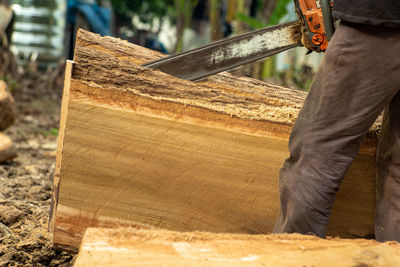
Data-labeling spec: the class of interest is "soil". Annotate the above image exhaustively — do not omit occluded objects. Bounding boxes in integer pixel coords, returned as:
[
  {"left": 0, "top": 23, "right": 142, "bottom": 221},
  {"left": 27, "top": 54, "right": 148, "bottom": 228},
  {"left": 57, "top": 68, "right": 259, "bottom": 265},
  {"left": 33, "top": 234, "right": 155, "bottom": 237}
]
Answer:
[{"left": 0, "top": 59, "right": 76, "bottom": 266}]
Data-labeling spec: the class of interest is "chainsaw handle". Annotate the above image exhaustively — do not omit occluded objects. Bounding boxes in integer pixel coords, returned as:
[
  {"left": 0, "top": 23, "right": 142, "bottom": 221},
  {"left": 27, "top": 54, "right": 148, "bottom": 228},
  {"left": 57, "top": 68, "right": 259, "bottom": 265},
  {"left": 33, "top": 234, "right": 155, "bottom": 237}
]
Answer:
[
  {"left": 295, "top": 0, "right": 335, "bottom": 52},
  {"left": 320, "top": 0, "right": 334, "bottom": 41}
]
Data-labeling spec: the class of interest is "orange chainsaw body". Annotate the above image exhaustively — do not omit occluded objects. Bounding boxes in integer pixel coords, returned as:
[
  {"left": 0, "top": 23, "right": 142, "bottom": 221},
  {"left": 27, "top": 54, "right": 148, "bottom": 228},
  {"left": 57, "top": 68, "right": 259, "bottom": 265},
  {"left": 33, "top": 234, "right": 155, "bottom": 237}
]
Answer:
[{"left": 295, "top": 0, "right": 333, "bottom": 52}]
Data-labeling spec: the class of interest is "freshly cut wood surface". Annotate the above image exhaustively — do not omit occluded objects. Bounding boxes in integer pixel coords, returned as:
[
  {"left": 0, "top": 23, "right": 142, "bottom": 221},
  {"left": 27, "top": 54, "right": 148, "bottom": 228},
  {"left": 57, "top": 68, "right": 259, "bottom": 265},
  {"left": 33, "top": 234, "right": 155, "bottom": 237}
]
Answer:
[
  {"left": 0, "top": 80, "right": 16, "bottom": 131},
  {"left": 74, "top": 228, "right": 400, "bottom": 267},
  {"left": 52, "top": 29, "right": 378, "bottom": 249}
]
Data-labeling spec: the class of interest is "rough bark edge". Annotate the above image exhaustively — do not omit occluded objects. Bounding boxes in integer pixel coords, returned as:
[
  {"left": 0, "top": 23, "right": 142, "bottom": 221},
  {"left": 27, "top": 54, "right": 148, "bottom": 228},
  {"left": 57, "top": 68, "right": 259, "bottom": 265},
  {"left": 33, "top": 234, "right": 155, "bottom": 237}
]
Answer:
[
  {"left": 49, "top": 60, "right": 73, "bottom": 233},
  {"left": 72, "top": 29, "right": 380, "bottom": 152},
  {"left": 72, "top": 44, "right": 305, "bottom": 125}
]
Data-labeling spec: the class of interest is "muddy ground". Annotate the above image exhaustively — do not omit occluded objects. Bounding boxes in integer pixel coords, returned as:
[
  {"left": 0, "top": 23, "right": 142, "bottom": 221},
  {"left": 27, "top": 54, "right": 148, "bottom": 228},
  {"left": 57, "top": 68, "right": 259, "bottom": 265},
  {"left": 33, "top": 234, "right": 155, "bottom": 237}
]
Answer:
[{"left": 0, "top": 62, "right": 76, "bottom": 266}]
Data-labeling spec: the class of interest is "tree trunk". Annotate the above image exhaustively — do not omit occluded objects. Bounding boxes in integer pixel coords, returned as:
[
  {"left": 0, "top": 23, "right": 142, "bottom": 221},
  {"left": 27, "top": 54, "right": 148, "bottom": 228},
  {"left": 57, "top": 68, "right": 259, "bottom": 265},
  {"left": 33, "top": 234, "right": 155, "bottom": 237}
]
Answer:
[
  {"left": 174, "top": 0, "right": 199, "bottom": 52},
  {"left": 209, "top": 0, "right": 222, "bottom": 41},
  {"left": 51, "top": 29, "right": 380, "bottom": 250}
]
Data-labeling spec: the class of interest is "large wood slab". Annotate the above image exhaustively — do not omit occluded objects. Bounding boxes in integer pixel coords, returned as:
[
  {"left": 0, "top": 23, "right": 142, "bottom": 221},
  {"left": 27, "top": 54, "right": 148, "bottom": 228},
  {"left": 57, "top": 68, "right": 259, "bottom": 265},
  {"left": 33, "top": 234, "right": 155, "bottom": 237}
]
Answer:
[
  {"left": 74, "top": 228, "right": 400, "bottom": 267},
  {"left": 51, "top": 29, "right": 379, "bottom": 249}
]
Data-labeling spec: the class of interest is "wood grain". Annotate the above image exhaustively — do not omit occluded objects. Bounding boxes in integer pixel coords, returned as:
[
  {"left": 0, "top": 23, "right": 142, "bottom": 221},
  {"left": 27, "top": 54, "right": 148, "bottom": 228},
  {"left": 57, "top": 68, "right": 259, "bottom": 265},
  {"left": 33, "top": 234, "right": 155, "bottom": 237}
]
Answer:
[
  {"left": 52, "top": 30, "right": 379, "bottom": 249},
  {"left": 74, "top": 228, "right": 400, "bottom": 267}
]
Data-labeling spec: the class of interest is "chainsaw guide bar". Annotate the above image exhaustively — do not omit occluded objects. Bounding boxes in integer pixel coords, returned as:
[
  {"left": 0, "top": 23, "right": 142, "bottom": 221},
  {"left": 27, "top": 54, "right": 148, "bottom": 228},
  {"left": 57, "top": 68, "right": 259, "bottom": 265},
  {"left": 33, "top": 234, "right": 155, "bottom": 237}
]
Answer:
[{"left": 144, "top": 21, "right": 302, "bottom": 81}]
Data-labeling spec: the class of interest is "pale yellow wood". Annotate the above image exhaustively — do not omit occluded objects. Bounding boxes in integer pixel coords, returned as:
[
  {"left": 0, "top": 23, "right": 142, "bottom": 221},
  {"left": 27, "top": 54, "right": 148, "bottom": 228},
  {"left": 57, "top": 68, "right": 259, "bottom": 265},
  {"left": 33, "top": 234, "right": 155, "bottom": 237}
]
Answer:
[
  {"left": 52, "top": 30, "right": 379, "bottom": 249},
  {"left": 0, "top": 132, "right": 16, "bottom": 163},
  {"left": 74, "top": 228, "right": 400, "bottom": 267},
  {"left": 49, "top": 60, "right": 74, "bottom": 233}
]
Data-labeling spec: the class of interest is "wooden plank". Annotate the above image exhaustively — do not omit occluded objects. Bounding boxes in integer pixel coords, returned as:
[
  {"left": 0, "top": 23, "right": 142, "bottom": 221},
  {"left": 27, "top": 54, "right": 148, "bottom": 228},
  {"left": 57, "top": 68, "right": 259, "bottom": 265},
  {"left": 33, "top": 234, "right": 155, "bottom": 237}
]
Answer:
[
  {"left": 52, "top": 29, "right": 379, "bottom": 249},
  {"left": 74, "top": 228, "right": 400, "bottom": 267},
  {"left": 49, "top": 60, "right": 73, "bottom": 233}
]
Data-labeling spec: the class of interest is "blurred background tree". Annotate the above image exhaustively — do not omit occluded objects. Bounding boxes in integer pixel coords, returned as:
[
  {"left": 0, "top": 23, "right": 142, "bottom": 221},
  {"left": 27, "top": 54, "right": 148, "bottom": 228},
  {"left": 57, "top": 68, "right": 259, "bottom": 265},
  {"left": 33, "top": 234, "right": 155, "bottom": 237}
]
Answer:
[
  {"left": 109, "top": 0, "right": 319, "bottom": 90},
  {"left": 5, "top": 0, "right": 320, "bottom": 90},
  {"left": 111, "top": 0, "right": 174, "bottom": 53},
  {"left": 111, "top": 0, "right": 174, "bottom": 31},
  {"left": 174, "top": 0, "right": 199, "bottom": 52}
]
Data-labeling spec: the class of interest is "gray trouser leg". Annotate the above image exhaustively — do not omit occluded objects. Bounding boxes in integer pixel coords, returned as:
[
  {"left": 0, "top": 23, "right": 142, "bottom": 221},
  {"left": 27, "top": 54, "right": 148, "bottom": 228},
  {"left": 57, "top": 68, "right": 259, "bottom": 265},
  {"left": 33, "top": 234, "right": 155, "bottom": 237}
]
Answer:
[
  {"left": 273, "top": 22, "right": 400, "bottom": 238},
  {"left": 376, "top": 92, "right": 400, "bottom": 241}
]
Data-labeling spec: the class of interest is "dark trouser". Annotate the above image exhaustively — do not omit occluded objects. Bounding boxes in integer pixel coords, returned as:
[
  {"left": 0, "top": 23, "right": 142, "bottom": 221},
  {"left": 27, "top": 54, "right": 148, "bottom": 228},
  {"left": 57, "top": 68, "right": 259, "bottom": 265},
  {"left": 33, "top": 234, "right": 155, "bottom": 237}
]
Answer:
[{"left": 273, "top": 22, "right": 400, "bottom": 242}]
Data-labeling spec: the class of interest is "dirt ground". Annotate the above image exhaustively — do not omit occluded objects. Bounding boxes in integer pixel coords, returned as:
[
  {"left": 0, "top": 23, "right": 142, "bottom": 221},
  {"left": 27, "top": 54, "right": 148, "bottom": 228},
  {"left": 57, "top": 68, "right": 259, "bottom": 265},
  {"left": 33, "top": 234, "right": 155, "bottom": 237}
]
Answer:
[{"left": 0, "top": 60, "right": 76, "bottom": 266}]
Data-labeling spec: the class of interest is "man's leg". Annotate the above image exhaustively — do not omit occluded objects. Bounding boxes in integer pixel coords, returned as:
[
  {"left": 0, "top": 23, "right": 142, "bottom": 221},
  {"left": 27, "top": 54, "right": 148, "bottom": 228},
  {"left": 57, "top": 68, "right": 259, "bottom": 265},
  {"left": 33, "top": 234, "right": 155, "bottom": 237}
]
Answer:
[
  {"left": 376, "top": 92, "right": 400, "bottom": 242},
  {"left": 273, "top": 22, "right": 400, "bottom": 237}
]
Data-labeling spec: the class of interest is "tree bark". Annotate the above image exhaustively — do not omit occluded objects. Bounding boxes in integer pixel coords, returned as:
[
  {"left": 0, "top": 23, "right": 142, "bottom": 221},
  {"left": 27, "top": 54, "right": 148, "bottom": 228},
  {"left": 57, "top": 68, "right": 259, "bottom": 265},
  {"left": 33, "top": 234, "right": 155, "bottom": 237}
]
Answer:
[{"left": 51, "top": 29, "right": 380, "bottom": 250}]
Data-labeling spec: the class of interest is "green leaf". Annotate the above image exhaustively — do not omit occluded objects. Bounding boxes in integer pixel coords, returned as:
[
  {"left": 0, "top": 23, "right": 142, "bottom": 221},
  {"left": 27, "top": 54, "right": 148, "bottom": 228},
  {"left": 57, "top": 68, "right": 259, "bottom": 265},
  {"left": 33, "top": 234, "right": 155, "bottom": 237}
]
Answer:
[
  {"left": 268, "top": 0, "right": 292, "bottom": 26},
  {"left": 235, "top": 13, "right": 265, "bottom": 29}
]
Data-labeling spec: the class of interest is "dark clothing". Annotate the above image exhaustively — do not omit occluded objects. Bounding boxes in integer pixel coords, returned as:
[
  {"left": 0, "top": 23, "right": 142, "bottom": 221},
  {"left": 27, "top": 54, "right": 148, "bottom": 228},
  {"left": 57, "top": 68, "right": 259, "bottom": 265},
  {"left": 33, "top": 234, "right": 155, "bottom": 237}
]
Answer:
[
  {"left": 273, "top": 22, "right": 400, "bottom": 241},
  {"left": 333, "top": 0, "right": 400, "bottom": 27},
  {"left": 375, "top": 94, "right": 400, "bottom": 241}
]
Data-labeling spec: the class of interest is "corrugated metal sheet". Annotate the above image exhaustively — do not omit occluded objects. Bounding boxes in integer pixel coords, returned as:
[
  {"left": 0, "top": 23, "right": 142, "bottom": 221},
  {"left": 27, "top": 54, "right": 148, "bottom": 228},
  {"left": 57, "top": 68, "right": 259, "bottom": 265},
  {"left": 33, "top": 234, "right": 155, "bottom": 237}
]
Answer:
[{"left": 10, "top": 0, "right": 67, "bottom": 67}]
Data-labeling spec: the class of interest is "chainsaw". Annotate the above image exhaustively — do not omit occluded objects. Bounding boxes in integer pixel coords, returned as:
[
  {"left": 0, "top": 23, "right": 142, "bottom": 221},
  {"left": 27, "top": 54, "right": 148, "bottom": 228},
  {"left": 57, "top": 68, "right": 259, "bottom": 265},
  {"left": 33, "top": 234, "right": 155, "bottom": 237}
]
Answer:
[{"left": 144, "top": 0, "right": 334, "bottom": 81}]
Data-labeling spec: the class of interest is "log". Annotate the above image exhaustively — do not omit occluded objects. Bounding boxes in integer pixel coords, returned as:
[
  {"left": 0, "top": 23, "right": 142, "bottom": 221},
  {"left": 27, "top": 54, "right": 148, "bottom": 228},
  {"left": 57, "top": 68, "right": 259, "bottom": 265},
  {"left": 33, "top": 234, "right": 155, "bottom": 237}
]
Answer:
[
  {"left": 74, "top": 228, "right": 400, "bottom": 267},
  {"left": 0, "top": 80, "right": 15, "bottom": 131},
  {"left": 0, "top": 132, "right": 16, "bottom": 163},
  {"left": 51, "top": 29, "right": 379, "bottom": 249}
]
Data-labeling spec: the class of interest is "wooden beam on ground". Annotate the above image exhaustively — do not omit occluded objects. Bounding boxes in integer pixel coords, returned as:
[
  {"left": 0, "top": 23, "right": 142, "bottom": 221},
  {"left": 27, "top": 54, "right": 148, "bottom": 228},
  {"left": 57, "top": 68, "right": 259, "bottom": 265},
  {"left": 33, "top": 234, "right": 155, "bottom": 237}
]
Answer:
[
  {"left": 51, "top": 29, "right": 379, "bottom": 249},
  {"left": 74, "top": 228, "right": 400, "bottom": 267}
]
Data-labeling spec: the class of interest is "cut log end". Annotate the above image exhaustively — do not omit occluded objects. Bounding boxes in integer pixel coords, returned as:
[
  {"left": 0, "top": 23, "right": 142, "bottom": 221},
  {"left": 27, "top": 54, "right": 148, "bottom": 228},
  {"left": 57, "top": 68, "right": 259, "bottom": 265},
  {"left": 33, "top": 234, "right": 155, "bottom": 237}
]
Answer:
[{"left": 0, "top": 133, "right": 16, "bottom": 163}]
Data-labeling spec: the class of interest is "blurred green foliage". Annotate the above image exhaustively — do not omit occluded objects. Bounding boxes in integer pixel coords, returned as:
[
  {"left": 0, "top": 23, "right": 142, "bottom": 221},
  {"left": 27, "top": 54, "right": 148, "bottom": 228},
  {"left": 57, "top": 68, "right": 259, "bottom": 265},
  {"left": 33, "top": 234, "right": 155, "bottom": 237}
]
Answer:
[
  {"left": 39, "top": 127, "right": 59, "bottom": 137},
  {"left": 235, "top": 13, "right": 265, "bottom": 29},
  {"left": 267, "top": 0, "right": 292, "bottom": 25},
  {"left": 1, "top": 76, "right": 18, "bottom": 92},
  {"left": 174, "top": 0, "right": 199, "bottom": 52},
  {"left": 111, "top": 0, "right": 175, "bottom": 25},
  {"left": 109, "top": 0, "right": 316, "bottom": 90},
  {"left": 235, "top": 0, "right": 292, "bottom": 29}
]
